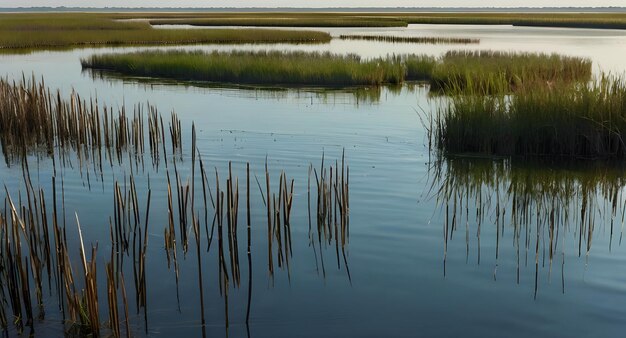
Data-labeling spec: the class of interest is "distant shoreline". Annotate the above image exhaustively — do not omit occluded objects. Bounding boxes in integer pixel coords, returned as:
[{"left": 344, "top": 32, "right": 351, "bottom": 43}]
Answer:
[{"left": 1, "top": 7, "right": 625, "bottom": 13}]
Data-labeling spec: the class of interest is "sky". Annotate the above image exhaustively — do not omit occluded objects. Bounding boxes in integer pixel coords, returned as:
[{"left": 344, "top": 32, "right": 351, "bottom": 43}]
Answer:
[{"left": 3, "top": 0, "right": 626, "bottom": 8}]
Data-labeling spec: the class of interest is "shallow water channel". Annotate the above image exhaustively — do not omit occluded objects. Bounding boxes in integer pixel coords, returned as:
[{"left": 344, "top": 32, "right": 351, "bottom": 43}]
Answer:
[{"left": 1, "top": 24, "right": 626, "bottom": 337}]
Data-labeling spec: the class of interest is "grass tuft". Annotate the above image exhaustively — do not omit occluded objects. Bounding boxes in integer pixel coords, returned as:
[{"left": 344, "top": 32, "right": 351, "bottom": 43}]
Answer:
[{"left": 434, "top": 76, "right": 626, "bottom": 159}]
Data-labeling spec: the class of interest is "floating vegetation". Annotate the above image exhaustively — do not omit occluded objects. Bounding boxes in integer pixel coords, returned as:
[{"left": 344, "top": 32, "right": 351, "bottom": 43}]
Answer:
[
  {"left": 338, "top": 34, "right": 480, "bottom": 44},
  {"left": 430, "top": 156, "right": 626, "bottom": 298},
  {"left": 432, "top": 76, "right": 626, "bottom": 159},
  {"left": 0, "top": 14, "right": 331, "bottom": 50}
]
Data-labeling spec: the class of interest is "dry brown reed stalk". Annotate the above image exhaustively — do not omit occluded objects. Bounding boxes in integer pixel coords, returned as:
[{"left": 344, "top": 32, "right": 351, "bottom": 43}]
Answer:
[
  {"left": 76, "top": 214, "right": 100, "bottom": 334},
  {"left": 169, "top": 112, "right": 182, "bottom": 159},
  {"left": 164, "top": 171, "right": 180, "bottom": 305},
  {"left": 198, "top": 154, "right": 216, "bottom": 252},
  {"left": 0, "top": 76, "right": 185, "bottom": 177},
  {"left": 246, "top": 162, "right": 252, "bottom": 325},
  {"left": 173, "top": 160, "right": 190, "bottom": 255},
  {"left": 119, "top": 273, "right": 131, "bottom": 338},
  {"left": 130, "top": 184, "right": 150, "bottom": 333},
  {"left": 214, "top": 169, "right": 230, "bottom": 328},
  {"left": 257, "top": 162, "right": 297, "bottom": 281},
  {"left": 189, "top": 126, "right": 207, "bottom": 337},
  {"left": 105, "top": 262, "right": 120, "bottom": 337},
  {"left": 312, "top": 151, "right": 351, "bottom": 281},
  {"left": 226, "top": 162, "right": 241, "bottom": 287},
  {"left": 265, "top": 160, "right": 273, "bottom": 279}
]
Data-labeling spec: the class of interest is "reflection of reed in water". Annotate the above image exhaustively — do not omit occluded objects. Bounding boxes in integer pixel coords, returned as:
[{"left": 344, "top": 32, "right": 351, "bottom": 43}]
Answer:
[
  {"left": 308, "top": 151, "right": 352, "bottom": 283},
  {"left": 430, "top": 156, "right": 626, "bottom": 298}
]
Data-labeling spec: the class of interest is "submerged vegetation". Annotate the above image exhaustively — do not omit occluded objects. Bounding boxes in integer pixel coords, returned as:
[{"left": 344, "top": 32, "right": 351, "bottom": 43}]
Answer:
[
  {"left": 81, "top": 49, "right": 591, "bottom": 91},
  {"left": 432, "top": 76, "right": 626, "bottom": 159},
  {"left": 0, "top": 13, "right": 331, "bottom": 50}
]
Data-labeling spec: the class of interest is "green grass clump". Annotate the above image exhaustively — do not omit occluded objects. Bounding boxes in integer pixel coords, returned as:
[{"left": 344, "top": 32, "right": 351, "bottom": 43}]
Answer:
[
  {"left": 0, "top": 13, "right": 331, "bottom": 50},
  {"left": 435, "top": 76, "right": 626, "bottom": 160},
  {"left": 403, "top": 55, "right": 437, "bottom": 81},
  {"left": 81, "top": 50, "right": 414, "bottom": 86},
  {"left": 430, "top": 51, "right": 592, "bottom": 94},
  {"left": 81, "top": 49, "right": 591, "bottom": 92}
]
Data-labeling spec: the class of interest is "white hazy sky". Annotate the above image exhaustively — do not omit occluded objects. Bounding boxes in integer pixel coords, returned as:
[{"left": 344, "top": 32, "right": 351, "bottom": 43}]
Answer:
[{"left": 4, "top": 1, "right": 626, "bottom": 8}]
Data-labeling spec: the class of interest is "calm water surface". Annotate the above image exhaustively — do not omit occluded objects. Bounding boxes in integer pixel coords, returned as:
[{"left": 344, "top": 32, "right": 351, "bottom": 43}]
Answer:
[{"left": 1, "top": 25, "right": 626, "bottom": 337}]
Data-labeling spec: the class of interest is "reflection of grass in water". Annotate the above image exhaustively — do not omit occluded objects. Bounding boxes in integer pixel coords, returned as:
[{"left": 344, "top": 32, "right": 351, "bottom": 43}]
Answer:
[
  {"left": 0, "top": 13, "right": 331, "bottom": 50},
  {"left": 433, "top": 76, "right": 626, "bottom": 159},
  {"left": 431, "top": 155, "right": 626, "bottom": 297},
  {"left": 85, "top": 67, "right": 396, "bottom": 105}
]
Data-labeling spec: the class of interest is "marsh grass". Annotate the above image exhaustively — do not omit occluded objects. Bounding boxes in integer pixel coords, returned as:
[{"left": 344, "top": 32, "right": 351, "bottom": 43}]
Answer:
[
  {"left": 430, "top": 51, "right": 592, "bottom": 94},
  {"left": 0, "top": 14, "right": 331, "bottom": 50},
  {"left": 116, "top": 12, "right": 626, "bottom": 30},
  {"left": 149, "top": 17, "right": 407, "bottom": 27},
  {"left": 338, "top": 34, "right": 480, "bottom": 44},
  {"left": 397, "top": 13, "right": 626, "bottom": 30},
  {"left": 81, "top": 50, "right": 412, "bottom": 86},
  {"left": 82, "top": 49, "right": 590, "bottom": 93},
  {"left": 434, "top": 76, "right": 626, "bottom": 159}
]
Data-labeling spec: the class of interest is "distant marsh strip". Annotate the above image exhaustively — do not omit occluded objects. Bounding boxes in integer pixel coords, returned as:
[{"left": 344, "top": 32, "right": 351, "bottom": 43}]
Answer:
[
  {"left": 0, "top": 14, "right": 331, "bottom": 50},
  {"left": 149, "top": 17, "right": 408, "bottom": 28},
  {"left": 338, "top": 34, "right": 480, "bottom": 44}
]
